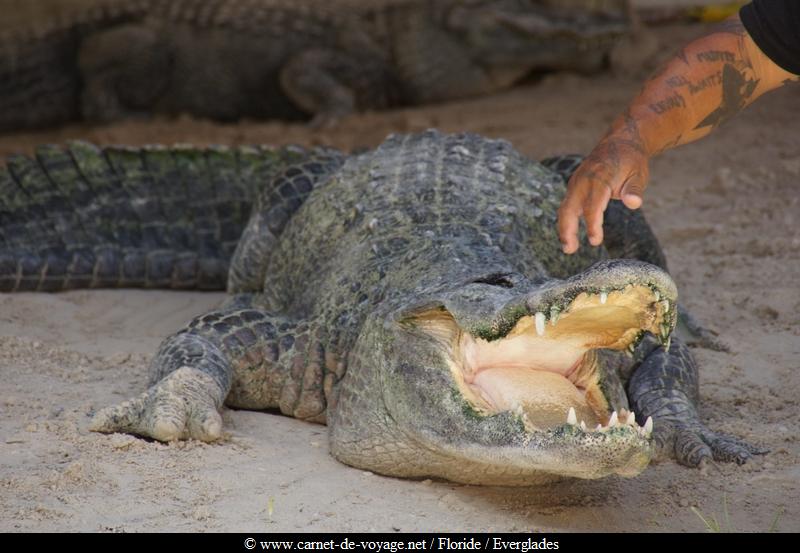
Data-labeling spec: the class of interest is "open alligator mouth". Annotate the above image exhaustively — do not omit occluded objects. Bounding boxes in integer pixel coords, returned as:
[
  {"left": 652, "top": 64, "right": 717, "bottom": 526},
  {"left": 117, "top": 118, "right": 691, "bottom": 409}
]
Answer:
[{"left": 409, "top": 279, "right": 674, "bottom": 440}]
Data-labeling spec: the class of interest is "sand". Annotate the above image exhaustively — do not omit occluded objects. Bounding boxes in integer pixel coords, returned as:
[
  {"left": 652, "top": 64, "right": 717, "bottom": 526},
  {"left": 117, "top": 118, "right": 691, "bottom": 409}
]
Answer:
[{"left": 1, "top": 19, "right": 799, "bottom": 532}]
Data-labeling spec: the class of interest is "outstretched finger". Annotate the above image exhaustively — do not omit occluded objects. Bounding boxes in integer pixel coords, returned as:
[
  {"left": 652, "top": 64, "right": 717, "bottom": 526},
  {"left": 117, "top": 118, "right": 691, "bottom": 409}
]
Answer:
[
  {"left": 584, "top": 184, "right": 612, "bottom": 247},
  {"left": 559, "top": 168, "right": 595, "bottom": 254},
  {"left": 557, "top": 207, "right": 581, "bottom": 254},
  {"left": 557, "top": 195, "right": 583, "bottom": 254}
]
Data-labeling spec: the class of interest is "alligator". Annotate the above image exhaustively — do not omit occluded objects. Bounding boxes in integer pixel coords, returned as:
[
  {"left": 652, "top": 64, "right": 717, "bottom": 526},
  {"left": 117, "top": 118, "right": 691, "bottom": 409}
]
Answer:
[
  {"left": 0, "top": 130, "right": 762, "bottom": 485},
  {"left": 0, "top": 0, "right": 632, "bottom": 131}
]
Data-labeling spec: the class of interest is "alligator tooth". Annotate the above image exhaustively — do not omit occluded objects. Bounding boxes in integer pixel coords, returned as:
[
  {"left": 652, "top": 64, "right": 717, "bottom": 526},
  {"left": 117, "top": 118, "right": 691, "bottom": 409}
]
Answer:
[
  {"left": 661, "top": 299, "right": 670, "bottom": 313},
  {"left": 653, "top": 290, "right": 660, "bottom": 301},
  {"left": 600, "top": 291, "right": 608, "bottom": 305},
  {"left": 608, "top": 411, "right": 618, "bottom": 427},
  {"left": 567, "top": 407, "right": 577, "bottom": 426},
  {"left": 660, "top": 323, "right": 671, "bottom": 345},
  {"left": 664, "top": 336, "right": 671, "bottom": 353},
  {"left": 580, "top": 420, "right": 587, "bottom": 431},
  {"left": 644, "top": 416, "right": 653, "bottom": 437},
  {"left": 535, "top": 312, "right": 546, "bottom": 336},
  {"left": 549, "top": 306, "right": 560, "bottom": 326},
  {"left": 595, "top": 424, "right": 603, "bottom": 432},
  {"left": 626, "top": 411, "right": 635, "bottom": 426}
]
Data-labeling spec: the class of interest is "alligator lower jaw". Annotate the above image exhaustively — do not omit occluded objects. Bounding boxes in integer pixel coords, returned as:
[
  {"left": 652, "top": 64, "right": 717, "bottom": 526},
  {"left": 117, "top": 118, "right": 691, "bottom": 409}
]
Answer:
[{"left": 426, "top": 284, "right": 671, "bottom": 432}]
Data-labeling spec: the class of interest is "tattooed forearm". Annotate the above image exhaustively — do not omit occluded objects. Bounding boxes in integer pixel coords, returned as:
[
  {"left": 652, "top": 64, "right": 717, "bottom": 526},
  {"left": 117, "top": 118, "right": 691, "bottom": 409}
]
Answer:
[{"left": 594, "top": 14, "right": 796, "bottom": 161}]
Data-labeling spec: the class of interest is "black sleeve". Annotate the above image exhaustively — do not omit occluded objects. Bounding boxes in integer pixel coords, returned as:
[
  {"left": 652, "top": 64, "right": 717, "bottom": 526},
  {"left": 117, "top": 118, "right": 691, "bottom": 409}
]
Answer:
[{"left": 740, "top": 0, "right": 800, "bottom": 75}]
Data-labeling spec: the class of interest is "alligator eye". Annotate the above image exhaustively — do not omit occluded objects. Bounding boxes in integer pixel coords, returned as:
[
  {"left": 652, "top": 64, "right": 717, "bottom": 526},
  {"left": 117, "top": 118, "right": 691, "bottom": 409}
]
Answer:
[{"left": 473, "top": 274, "right": 514, "bottom": 288}]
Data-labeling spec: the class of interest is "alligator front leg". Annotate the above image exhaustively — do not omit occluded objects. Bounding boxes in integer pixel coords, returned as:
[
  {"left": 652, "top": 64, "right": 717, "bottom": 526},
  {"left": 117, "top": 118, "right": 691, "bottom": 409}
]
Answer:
[
  {"left": 91, "top": 305, "right": 334, "bottom": 441},
  {"left": 279, "top": 49, "right": 400, "bottom": 127},
  {"left": 627, "top": 336, "right": 766, "bottom": 466}
]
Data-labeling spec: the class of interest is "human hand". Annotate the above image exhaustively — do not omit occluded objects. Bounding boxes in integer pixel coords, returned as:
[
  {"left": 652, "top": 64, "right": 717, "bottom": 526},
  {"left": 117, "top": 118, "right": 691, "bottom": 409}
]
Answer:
[{"left": 557, "top": 138, "right": 650, "bottom": 254}]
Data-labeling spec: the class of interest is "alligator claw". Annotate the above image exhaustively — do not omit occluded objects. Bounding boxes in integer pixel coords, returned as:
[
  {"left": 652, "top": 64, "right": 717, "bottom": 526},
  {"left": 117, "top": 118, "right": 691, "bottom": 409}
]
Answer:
[
  {"left": 653, "top": 420, "right": 767, "bottom": 468},
  {"left": 90, "top": 367, "right": 224, "bottom": 442}
]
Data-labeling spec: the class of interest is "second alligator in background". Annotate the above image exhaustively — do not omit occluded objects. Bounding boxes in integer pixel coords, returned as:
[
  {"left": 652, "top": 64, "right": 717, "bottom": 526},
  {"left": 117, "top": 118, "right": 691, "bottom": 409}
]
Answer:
[{"left": 0, "top": 0, "right": 632, "bottom": 130}]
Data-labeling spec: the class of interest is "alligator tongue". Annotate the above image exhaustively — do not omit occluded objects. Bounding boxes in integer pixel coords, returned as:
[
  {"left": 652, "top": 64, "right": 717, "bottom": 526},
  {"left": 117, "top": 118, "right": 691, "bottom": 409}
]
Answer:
[{"left": 472, "top": 367, "right": 600, "bottom": 430}]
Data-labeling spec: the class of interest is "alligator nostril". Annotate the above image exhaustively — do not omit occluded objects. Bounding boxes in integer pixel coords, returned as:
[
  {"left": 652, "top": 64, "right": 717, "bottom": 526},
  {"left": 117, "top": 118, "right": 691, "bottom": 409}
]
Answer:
[{"left": 473, "top": 273, "right": 514, "bottom": 288}]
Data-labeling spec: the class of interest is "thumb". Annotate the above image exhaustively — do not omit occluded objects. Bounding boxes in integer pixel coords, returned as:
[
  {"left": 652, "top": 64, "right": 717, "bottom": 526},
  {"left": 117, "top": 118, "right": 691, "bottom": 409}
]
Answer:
[{"left": 620, "top": 172, "right": 647, "bottom": 210}]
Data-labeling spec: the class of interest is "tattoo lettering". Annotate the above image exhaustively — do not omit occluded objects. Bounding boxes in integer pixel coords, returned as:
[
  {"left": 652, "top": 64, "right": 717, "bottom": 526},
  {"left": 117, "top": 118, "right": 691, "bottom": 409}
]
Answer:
[
  {"left": 696, "top": 50, "right": 736, "bottom": 63},
  {"left": 615, "top": 111, "right": 647, "bottom": 154},
  {"left": 666, "top": 75, "right": 690, "bottom": 88},
  {"left": 694, "top": 63, "right": 760, "bottom": 130},
  {"left": 649, "top": 93, "right": 686, "bottom": 115},
  {"left": 688, "top": 71, "right": 723, "bottom": 94}
]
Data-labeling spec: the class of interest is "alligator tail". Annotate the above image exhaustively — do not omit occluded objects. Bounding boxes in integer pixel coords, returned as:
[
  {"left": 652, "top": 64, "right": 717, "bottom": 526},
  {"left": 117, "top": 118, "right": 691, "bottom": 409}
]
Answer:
[
  {"left": 0, "top": 141, "right": 309, "bottom": 292},
  {"left": 0, "top": 0, "right": 152, "bottom": 131}
]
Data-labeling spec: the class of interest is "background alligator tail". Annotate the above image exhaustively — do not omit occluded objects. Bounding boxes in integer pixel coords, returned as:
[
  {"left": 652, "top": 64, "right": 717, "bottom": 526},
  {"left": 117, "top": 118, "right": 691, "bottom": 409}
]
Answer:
[
  {"left": 0, "top": 141, "right": 336, "bottom": 292},
  {"left": 0, "top": 1, "right": 155, "bottom": 131}
]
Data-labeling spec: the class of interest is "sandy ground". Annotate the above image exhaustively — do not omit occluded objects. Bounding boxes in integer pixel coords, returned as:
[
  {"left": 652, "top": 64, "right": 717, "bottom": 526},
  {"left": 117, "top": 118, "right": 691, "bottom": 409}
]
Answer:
[{"left": 1, "top": 16, "right": 799, "bottom": 532}]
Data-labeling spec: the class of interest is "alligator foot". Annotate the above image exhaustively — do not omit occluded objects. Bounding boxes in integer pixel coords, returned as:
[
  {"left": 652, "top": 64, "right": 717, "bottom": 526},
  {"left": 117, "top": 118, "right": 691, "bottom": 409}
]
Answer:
[
  {"left": 90, "top": 367, "right": 224, "bottom": 442},
  {"left": 654, "top": 420, "right": 768, "bottom": 467}
]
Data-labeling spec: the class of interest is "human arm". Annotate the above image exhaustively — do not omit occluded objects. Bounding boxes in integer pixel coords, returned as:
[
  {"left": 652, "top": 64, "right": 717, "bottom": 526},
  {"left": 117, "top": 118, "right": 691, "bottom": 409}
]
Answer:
[{"left": 557, "top": 14, "right": 798, "bottom": 254}]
